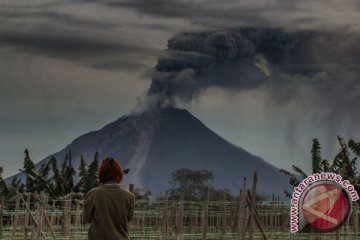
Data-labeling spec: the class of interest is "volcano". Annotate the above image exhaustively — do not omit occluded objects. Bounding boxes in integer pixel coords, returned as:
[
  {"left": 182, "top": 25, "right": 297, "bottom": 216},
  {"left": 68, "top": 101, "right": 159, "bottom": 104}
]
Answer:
[{"left": 11, "top": 108, "right": 290, "bottom": 197}]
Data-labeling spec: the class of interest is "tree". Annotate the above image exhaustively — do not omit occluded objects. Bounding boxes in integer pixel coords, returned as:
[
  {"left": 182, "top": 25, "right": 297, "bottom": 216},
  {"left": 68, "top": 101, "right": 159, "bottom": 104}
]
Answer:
[
  {"left": 280, "top": 139, "right": 326, "bottom": 197},
  {"left": 349, "top": 139, "right": 360, "bottom": 156},
  {"left": 8, "top": 176, "right": 22, "bottom": 200},
  {"left": 66, "top": 151, "right": 75, "bottom": 193},
  {"left": 331, "top": 136, "right": 359, "bottom": 191},
  {"left": 311, "top": 139, "right": 322, "bottom": 174},
  {"left": 170, "top": 168, "right": 214, "bottom": 200},
  {"left": 22, "top": 149, "right": 36, "bottom": 192},
  {"left": 75, "top": 155, "right": 88, "bottom": 194},
  {"left": 0, "top": 168, "right": 21, "bottom": 202},
  {"left": 60, "top": 151, "right": 76, "bottom": 194},
  {"left": 0, "top": 166, "right": 9, "bottom": 198},
  {"left": 33, "top": 160, "right": 53, "bottom": 193},
  {"left": 51, "top": 157, "right": 65, "bottom": 196},
  {"left": 281, "top": 136, "right": 360, "bottom": 197},
  {"left": 209, "top": 187, "right": 235, "bottom": 201},
  {"left": 85, "top": 152, "right": 99, "bottom": 194},
  {"left": 18, "top": 149, "right": 56, "bottom": 195}
]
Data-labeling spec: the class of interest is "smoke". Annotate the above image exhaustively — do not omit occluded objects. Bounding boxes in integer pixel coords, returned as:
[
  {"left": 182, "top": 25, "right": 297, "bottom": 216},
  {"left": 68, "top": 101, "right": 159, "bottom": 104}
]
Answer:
[
  {"left": 143, "top": 28, "right": 348, "bottom": 106},
  {"left": 139, "top": 27, "right": 360, "bottom": 139}
]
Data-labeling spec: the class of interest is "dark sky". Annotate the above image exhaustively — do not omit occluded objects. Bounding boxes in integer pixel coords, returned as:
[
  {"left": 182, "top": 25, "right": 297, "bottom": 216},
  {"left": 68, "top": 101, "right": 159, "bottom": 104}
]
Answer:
[{"left": 1, "top": 0, "right": 360, "bottom": 177}]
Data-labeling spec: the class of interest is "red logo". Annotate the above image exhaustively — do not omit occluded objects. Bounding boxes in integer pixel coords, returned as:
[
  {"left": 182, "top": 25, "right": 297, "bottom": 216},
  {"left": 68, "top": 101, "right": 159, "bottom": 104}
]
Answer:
[{"left": 301, "top": 183, "right": 350, "bottom": 231}]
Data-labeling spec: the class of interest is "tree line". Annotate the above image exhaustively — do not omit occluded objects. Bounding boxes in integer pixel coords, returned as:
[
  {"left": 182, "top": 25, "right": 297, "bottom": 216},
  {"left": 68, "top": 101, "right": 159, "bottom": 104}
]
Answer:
[
  {"left": 0, "top": 151, "right": 238, "bottom": 202},
  {"left": 1, "top": 135, "right": 359, "bottom": 202},
  {"left": 0, "top": 150, "right": 100, "bottom": 202}
]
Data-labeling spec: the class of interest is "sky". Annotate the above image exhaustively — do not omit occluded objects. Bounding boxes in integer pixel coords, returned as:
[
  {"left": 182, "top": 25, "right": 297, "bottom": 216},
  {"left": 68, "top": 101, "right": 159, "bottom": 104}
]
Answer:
[{"left": 1, "top": 0, "right": 360, "bottom": 177}]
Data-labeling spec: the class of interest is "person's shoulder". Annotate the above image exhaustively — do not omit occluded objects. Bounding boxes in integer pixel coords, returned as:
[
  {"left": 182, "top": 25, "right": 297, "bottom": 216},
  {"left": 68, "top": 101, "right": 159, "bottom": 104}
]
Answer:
[
  {"left": 119, "top": 187, "right": 135, "bottom": 200},
  {"left": 84, "top": 185, "right": 103, "bottom": 198}
]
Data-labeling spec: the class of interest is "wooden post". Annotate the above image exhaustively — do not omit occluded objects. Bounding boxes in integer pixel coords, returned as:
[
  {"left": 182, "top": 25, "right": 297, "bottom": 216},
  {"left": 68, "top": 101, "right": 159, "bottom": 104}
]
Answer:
[
  {"left": 276, "top": 196, "right": 280, "bottom": 228},
  {"left": 238, "top": 177, "right": 247, "bottom": 239},
  {"left": 171, "top": 201, "right": 176, "bottom": 235},
  {"left": 0, "top": 196, "right": 4, "bottom": 239},
  {"left": 50, "top": 201, "right": 56, "bottom": 226},
  {"left": 248, "top": 172, "right": 257, "bottom": 240},
  {"left": 62, "top": 199, "right": 71, "bottom": 237},
  {"left": 75, "top": 201, "right": 80, "bottom": 240},
  {"left": 202, "top": 187, "right": 209, "bottom": 240},
  {"left": 30, "top": 194, "right": 41, "bottom": 239},
  {"left": 76, "top": 202, "right": 81, "bottom": 234},
  {"left": 270, "top": 194, "right": 275, "bottom": 230},
  {"left": 127, "top": 185, "right": 137, "bottom": 234},
  {"left": 37, "top": 194, "right": 46, "bottom": 237},
  {"left": 162, "top": 192, "right": 168, "bottom": 238},
  {"left": 194, "top": 206, "right": 198, "bottom": 230},
  {"left": 189, "top": 190, "right": 193, "bottom": 234},
  {"left": 354, "top": 207, "right": 358, "bottom": 236},
  {"left": 336, "top": 229, "right": 340, "bottom": 240},
  {"left": 176, "top": 196, "right": 184, "bottom": 237},
  {"left": 16, "top": 194, "right": 47, "bottom": 240},
  {"left": 30, "top": 192, "right": 56, "bottom": 240},
  {"left": 24, "top": 193, "right": 30, "bottom": 240},
  {"left": 141, "top": 209, "right": 145, "bottom": 234},
  {"left": 12, "top": 193, "right": 20, "bottom": 239},
  {"left": 222, "top": 192, "right": 227, "bottom": 235},
  {"left": 129, "top": 184, "right": 135, "bottom": 194},
  {"left": 246, "top": 190, "right": 268, "bottom": 240}
]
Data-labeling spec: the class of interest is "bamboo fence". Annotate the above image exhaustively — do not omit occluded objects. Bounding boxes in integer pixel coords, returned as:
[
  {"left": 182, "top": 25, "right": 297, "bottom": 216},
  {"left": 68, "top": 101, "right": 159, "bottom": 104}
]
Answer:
[{"left": 0, "top": 174, "right": 359, "bottom": 240}]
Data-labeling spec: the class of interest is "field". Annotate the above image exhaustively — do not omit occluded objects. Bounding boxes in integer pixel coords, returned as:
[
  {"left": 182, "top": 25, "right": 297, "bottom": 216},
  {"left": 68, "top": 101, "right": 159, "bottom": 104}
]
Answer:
[{"left": 0, "top": 192, "right": 359, "bottom": 240}]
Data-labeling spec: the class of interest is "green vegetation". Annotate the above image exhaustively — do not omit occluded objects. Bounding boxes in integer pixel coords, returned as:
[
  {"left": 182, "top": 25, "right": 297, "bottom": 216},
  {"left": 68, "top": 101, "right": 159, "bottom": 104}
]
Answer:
[
  {"left": 280, "top": 136, "right": 360, "bottom": 197},
  {"left": 2, "top": 135, "right": 358, "bottom": 202},
  {"left": 0, "top": 149, "right": 100, "bottom": 202}
]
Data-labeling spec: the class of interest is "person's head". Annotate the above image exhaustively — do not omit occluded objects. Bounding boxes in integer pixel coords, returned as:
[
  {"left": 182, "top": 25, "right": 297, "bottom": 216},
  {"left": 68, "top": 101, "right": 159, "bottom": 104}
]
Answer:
[{"left": 98, "top": 157, "right": 124, "bottom": 184}]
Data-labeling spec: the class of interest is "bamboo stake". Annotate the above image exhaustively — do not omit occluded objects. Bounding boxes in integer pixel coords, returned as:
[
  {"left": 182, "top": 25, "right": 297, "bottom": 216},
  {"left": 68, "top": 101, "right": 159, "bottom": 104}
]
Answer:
[
  {"left": 202, "top": 187, "right": 209, "bottom": 240},
  {"left": 246, "top": 190, "right": 268, "bottom": 240},
  {"left": 24, "top": 193, "right": 30, "bottom": 240},
  {"left": 17, "top": 193, "right": 47, "bottom": 240},
  {"left": 248, "top": 172, "right": 257, "bottom": 240},
  {"left": 34, "top": 193, "right": 56, "bottom": 239},
  {"left": 62, "top": 199, "right": 71, "bottom": 237},
  {"left": 177, "top": 196, "right": 184, "bottom": 237},
  {"left": 30, "top": 194, "right": 41, "bottom": 240},
  {"left": 270, "top": 194, "right": 275, "bottom": 230},
  {"left": 141, "top": 209, "right": 145, "bottom": 234},
  {"left": 50, "top": 201, "right": 56, "bottom": 225},
  {"left": 238, "top": 177, "right": 247, "bottom": 239},
  {"left": 76, "top": 201, "right": 81, "bottom": 238},
  {"left": 189, "top": 190, "right": 193, "bottom": 234},
  {"left": 12, "top": 193, "right": 20, "bottom": 239},
  {"left": 354, "top": 207, "right": 358, "bottom": 236},
  {"left": 129, "top": 184, "right": 135, "bottom": 194},
  {"left": 194, "top": 205, "right": 198, "bottom": 229},
  {"left": 222, "top": 192, "right": 227, "bottom": 235},
  {"left": 74, "top": 202, "right": 79, "bottom": 240},
  {"left": 162, "top": 192, "right": 168, "bottom": 238},
  {"left": 276, "top": 196, "right": 280, "bottom": 228},
  {"left": 37, "top": 195, "right": 45, "bottom": 237}
]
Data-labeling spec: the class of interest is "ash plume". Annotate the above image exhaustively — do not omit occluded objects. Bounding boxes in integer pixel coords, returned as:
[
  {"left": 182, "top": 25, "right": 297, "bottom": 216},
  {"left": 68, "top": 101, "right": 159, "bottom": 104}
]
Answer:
[{"left": 144, "top": 28, "right": 360, "bottom": 116}]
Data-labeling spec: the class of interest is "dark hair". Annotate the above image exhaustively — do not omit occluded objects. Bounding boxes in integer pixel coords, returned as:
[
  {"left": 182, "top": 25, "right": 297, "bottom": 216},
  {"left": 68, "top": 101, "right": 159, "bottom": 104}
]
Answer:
[{"left": 98, "top": 157, "right": 124, "bottom": 184}]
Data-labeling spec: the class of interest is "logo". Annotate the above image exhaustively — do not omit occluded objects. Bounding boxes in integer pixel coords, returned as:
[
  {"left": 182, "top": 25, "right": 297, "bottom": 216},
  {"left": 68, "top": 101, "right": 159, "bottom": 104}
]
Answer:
[{"left": 290, "top": 172, "right": 359, "bottom": 233}]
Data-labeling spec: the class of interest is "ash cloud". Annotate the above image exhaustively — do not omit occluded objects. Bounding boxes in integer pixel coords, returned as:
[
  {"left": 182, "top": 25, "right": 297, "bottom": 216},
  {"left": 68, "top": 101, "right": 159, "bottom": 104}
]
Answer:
[
  {"left": 107, "top": 0, "right": 360, "bottom": 31},
  {"left": 144, "top": 28, "right": 360, "bottom": 129},
  {"left": 0, "top": 30, "right": 154, "bottom": 72}
]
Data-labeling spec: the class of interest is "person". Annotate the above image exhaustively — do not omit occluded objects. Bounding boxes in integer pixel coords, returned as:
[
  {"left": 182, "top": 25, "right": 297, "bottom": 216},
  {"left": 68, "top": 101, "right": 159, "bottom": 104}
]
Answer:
[{"left": 84, "top": 157, "right": 135, "bottom": 240}]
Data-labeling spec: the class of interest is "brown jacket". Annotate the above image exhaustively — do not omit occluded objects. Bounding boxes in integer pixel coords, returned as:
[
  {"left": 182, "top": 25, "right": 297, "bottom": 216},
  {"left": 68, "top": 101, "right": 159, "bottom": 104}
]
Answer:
[{"left": 84, "top": 183, "right": 135, "bottom": 240}]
